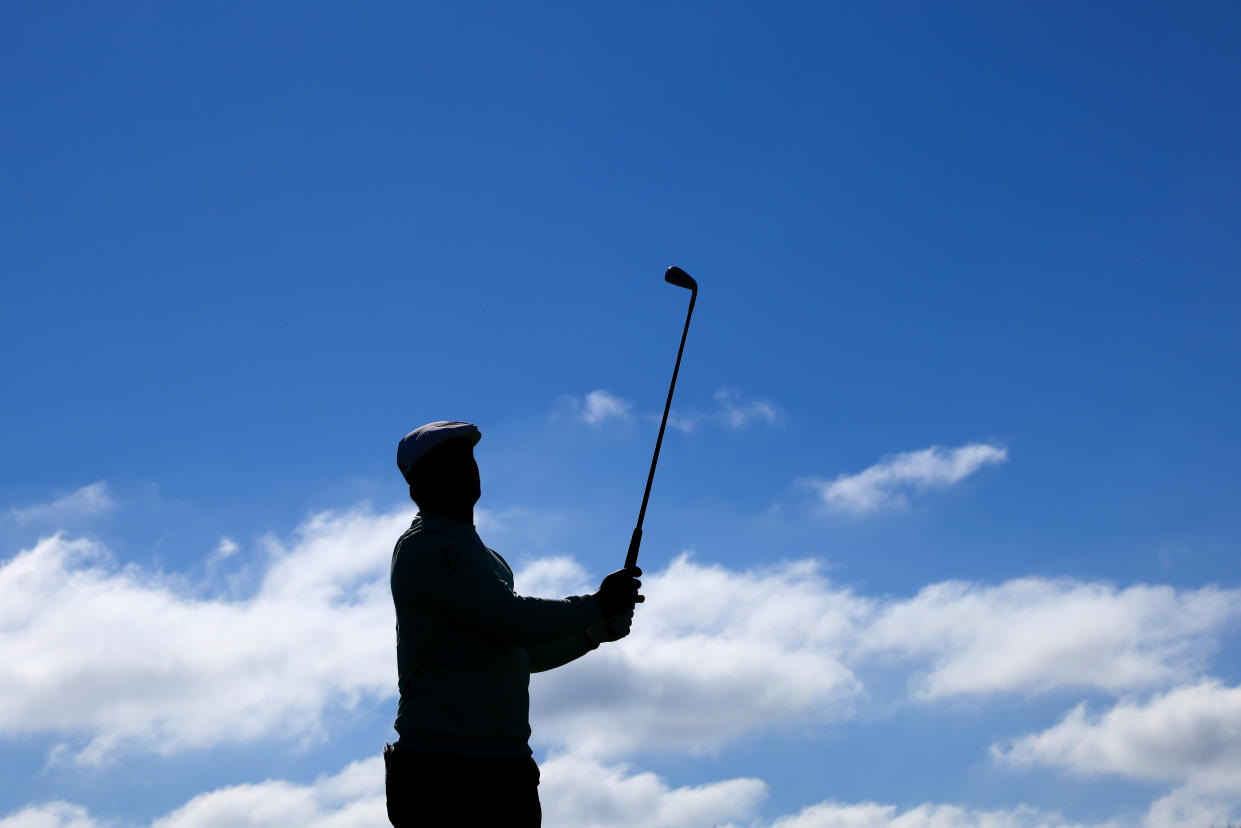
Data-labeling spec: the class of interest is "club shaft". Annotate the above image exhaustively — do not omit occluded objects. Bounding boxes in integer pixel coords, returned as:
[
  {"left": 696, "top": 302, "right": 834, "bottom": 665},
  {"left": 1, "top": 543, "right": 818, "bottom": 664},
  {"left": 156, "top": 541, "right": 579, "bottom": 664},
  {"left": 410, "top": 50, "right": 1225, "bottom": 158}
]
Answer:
[{"left": 626, "top": 290, "right": 696, "bottom": 569}]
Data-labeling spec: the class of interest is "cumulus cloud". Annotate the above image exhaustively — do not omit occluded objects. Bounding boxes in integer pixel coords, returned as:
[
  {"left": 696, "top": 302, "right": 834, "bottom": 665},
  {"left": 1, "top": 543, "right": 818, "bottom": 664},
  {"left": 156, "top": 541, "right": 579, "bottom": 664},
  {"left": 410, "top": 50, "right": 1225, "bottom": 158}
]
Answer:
[
  {"left": 2, "top": 501, "right": 1237, "bottom": 769},
  {"left": 8, "top": 777, "right": 1235, "bottom": 828},
  {"left": 858, "top": 580, "right": 1239, "bottom": 698},
  {"left": 525, "top": 560, "right": 1234, "bottom": 755},
  {"left": 17, "top": 771, "right": 1186, "bottom": 828},
  {"left": 0, "top": 753, "right": 1091, "bottom": 828},
  {"left": 765, "top": 794, "right": 1237, "bottom": 828},
  {"left": 0, "top": 759, "right": 386, "bottom": 828},
  {"left": 540, "top": 753, "right": 766, "bottom": 828},
  {"left": 4, "top": 483, "right": 115, "bottom": 526},
  {"left": 769, "top": 801, "right": 1084, "bottom": 828},
  {"left": 150, "top": 753, "right": 762, "bottom": 828},
  {"left": 0, "top": 802, "right": 100, "bottom": 828},
  {"left": 1142, "top": 784, "right": 1241, "bottom": 828},
  {"left": 0, "top": 754, "right": 764, "bottom": 828},
  {"left": 0, "top": 508, "right": 412, "bottom": 764},
  {"left": 994, "top": 681, "right": 1241, "bottom": 790},
  {"left": 530, "top": 554, "right": 868, "bottom": 757},
  {"left": 150, "top": 757, "right": 385, "bottom": 828},
  {"left": 802, "top": 444, "right": 1007, "bottom": 514},
  {"left": 0, "top": 510, "right": 862, "bottom": 765},
  {"left": 516, "top": 555, "right": 592, "bottom": 598}
]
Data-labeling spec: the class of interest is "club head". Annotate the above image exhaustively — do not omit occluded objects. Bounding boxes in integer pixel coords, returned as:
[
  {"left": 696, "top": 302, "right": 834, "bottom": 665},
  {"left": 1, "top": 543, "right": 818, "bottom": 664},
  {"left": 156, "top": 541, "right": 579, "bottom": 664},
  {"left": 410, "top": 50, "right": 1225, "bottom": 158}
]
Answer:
[{"left": 665, "top": 266, "right": 697, "bottom": 292}]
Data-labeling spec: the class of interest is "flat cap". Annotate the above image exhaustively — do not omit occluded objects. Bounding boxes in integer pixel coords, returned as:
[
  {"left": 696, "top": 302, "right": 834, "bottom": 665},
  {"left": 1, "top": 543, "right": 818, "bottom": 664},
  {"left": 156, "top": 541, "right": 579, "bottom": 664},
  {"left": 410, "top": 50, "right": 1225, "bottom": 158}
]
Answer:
[{"left": 397, "top": 421, "right": 481, "bottom": 483}]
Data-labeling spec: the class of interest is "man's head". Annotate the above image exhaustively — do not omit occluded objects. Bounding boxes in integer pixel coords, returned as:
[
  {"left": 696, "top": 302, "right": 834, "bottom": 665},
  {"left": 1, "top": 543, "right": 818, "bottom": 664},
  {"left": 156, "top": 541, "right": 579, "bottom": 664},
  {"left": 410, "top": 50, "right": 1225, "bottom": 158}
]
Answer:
[{"left": 397, "top": 421, "right": 482, "bottom": 514}]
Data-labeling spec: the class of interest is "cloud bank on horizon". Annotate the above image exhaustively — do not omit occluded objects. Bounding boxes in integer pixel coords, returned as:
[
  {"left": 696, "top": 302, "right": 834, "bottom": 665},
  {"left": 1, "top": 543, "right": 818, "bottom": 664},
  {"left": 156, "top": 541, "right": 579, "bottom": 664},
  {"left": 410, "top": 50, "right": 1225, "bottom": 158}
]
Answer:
[{"left": 2, "top": 470, "right": 1239, "bottom": 827}]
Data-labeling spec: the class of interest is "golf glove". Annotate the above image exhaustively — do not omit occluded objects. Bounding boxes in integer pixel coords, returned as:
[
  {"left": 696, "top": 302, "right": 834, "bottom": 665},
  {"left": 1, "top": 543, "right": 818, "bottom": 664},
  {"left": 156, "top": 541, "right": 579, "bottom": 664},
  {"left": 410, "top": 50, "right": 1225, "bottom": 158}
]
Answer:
[
  {"left": 594, "top": 566, "right": 643, "bottom": 617},
  {"left": 587, "top": 608, "right": 635, "bottom": 645}
]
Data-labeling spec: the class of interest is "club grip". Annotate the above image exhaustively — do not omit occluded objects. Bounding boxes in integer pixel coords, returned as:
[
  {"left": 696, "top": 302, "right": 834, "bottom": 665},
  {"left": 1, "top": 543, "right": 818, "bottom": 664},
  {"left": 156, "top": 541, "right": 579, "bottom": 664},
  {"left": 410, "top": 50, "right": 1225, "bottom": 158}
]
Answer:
[{"left": 624, "top": 526, "right": 642, "bottom": 569}]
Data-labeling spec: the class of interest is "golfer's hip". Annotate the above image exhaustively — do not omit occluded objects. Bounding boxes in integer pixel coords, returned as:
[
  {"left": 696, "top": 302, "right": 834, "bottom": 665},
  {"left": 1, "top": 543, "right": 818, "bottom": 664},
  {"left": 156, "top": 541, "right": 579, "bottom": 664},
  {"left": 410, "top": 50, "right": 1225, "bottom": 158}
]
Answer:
[{"left": 384, "top": 743, "right": 541, "bottom": 827}]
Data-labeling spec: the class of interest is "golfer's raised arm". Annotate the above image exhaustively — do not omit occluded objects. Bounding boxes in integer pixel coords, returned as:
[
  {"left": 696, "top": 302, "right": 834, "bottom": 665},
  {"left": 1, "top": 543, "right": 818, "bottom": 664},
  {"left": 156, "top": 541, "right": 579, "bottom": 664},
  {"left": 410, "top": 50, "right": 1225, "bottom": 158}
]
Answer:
[{"left": 395, "top": 533, "right": 601, "bottom": 645}]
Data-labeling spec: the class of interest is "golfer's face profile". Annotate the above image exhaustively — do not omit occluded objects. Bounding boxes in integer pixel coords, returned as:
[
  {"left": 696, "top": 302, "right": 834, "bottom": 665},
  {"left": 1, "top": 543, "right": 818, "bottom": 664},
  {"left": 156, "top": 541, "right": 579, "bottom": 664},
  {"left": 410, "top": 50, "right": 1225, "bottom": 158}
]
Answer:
[{"left": 422, "top": 438, "right": 481, "bottom": 507}]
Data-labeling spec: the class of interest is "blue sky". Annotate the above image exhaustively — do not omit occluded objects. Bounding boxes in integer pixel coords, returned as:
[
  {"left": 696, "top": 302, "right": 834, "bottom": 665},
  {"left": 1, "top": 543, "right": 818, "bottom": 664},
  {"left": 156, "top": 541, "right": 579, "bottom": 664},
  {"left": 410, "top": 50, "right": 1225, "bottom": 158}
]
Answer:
[{"left": 2, "top": 2, "right": 1240, "bottom": 826}]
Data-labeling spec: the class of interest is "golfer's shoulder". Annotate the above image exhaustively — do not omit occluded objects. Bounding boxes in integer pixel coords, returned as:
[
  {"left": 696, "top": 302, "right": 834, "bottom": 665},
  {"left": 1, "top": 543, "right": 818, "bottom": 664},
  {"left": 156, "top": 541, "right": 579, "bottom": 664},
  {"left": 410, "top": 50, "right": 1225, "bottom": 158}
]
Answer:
[
  {"left": 394, "top": 521, "right": 468, "bottom": 574},
  {"left": 396, "top": 520, "right": 453, "bottom": 554}
]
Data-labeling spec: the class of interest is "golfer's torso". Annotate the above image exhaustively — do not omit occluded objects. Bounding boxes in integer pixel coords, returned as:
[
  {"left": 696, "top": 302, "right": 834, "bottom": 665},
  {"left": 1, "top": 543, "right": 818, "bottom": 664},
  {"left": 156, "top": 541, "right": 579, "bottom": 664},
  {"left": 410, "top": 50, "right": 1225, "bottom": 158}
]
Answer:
[{"left": 391, "top": 515, "right": 533, "bottom": 757}]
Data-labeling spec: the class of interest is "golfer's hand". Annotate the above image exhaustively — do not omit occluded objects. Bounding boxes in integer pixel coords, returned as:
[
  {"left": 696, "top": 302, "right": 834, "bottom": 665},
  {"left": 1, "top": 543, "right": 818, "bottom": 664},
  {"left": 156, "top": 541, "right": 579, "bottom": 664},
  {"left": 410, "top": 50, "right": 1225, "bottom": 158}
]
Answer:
[
  {"left": 587, "top": 608, "right": 634, "bottom": 645},
  {"left": 594, "top": 567, "right": 643, "bottom": 617}
]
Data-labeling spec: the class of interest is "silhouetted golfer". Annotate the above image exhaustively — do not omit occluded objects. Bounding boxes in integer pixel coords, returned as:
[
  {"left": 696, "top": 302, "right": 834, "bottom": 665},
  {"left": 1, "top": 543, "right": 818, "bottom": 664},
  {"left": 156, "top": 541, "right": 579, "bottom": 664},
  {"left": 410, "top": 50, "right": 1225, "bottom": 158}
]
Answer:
[{"left": 384, "top": 421, "right": 642, "bottom": 827}]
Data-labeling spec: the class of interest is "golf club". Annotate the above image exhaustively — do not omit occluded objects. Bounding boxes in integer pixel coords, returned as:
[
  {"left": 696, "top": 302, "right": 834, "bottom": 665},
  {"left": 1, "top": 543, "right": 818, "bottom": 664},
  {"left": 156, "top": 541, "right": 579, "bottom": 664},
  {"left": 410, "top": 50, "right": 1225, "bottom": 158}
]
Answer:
[{"left": 625, "top": 266, "right": 698, "bottom": 569}]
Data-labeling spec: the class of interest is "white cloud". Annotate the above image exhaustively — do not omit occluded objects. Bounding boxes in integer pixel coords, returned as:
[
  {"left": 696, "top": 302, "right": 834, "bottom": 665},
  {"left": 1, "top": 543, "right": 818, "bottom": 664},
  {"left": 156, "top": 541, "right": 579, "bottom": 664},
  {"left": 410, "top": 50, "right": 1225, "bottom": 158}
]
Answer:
[
  {"left": 3, "top": 727, "right": 1240, "bottom": 828},
  {"left": 0, "top": 507, "right": 412, "bottom": 764},
  {"left": 552, "top": 390, "right": 634, "bottom": 426},
  {"left": 994, "top": 681, "right": 1241, "bottom": 791},
  {"left": 530, "top": 553, "right": 867, "bottom": 758},
  {"left": 803, "top": 444, "right": 1007, "bottom": 514},
  {"left": 0, "top": 802, "right": 100, "bottom": 828},
  {"left": 580, "top": 390, "right": 633, "bottom": 424},
  {"left": 558, "top": 387, "right": 778, "bottom": 433},
  {"left": 150, "top": 757, "right": 385, "bottom": 828},
  {"left": 0, "top": 759, "right": 388, "bottom": 828},
  {"left": 13, "top": 770, "right": 1184, "bottom": 828},
  {"left": 208, "top": 536, "right": 239, "bottom": 565},
  {"left": 0, "top": 753, "right": 764, "bottom": 828},
  {"left": 0, "top": 511, "right": 869, "bottom": 764},
  {"left": 5, "top": 483, "right": 115, "bottom": 526},
  {"left": 712, "top": 388, "right": 780, "bottom": 429},
  {"left": 540, "top": 753, "right": 766, "bottom": 828},
  {"left": 0, "top": 499, "right": 1237, "bottom": 828},
  {"left": 2, "top": 503, "right": 1237, "bottom": 768},
  {"left": 516, "top": 555, "right": 591, "bottom": 598},
  {"left": 667, "top": 388, "right": 781, "bottom": 432},
  {"left": 1142, "top": 784, "right": 1241, "bottom": 828},
  {"left": 858, "top": 580, "right": 1239, "bottom": 699},
  {"left": 769, "top": 801, "right": 1084, "bottom": 828}
]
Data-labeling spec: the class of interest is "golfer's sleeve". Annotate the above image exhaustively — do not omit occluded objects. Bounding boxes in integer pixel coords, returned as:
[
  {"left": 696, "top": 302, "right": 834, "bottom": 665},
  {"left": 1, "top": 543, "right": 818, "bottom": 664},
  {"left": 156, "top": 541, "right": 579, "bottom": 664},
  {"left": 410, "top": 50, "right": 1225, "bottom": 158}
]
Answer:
[
  {"left": 402, "top": 539, "right": 601, "bottom": 645},
  {"left": 525, "top": 633, "right": 597, "bottom": 673}
]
